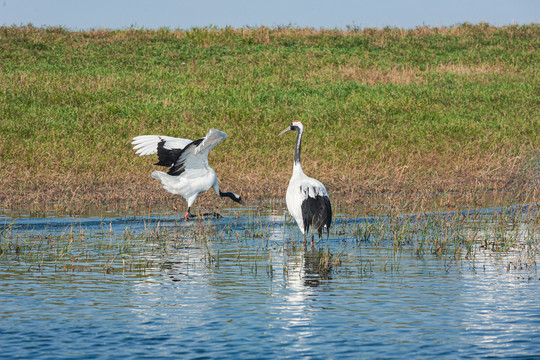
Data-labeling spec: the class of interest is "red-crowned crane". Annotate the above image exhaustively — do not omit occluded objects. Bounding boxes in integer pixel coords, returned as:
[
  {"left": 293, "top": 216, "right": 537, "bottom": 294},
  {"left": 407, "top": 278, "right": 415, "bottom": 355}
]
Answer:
[
  {"left": 278, "top": 121, "right": 332, "bottom": 241},
  {"left": 132, "top": 129, "right": 244, "bottom": 220}
]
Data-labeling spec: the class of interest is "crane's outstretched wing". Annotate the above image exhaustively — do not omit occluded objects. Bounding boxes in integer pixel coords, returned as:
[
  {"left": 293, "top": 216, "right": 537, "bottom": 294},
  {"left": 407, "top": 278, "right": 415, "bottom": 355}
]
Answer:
[
  {"left": 167, "top": 129, "right": 228, "bottom": 176},
  {"left": 193, "top": 129, "right": 228, "bottom": 155},
  {"left": 133, "top": 129, "right": 228, "bottom": 176},
  {"left": 131, "top": 135, "right": 192, "bottom": 156}
]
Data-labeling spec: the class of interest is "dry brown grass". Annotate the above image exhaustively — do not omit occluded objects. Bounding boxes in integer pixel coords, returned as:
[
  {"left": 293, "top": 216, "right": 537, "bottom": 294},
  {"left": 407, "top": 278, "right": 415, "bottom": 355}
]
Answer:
[
  {"left": 1, "top": 149, "right": 537, "bottom": 215},
  {"left": 329, "top": 62, "right": 516, "bottom": 85},
  {"left": 307, "top": 60, "right": 518, "bottom": 87},
  {"left": 334, "top": 65, "right": 424, "bottom": 85}
]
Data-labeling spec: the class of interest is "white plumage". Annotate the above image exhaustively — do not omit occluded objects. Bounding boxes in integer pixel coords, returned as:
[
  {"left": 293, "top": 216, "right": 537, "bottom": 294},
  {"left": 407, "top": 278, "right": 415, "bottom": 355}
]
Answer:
[
  {"left": 132, "top": 129, "right": 243, "bottom": 219},
  {"left": 279, "top": 121, "right": 332, "bottom": 240},
  {"left": 132, "top": 135, "right": 191, "bottom": 156}
]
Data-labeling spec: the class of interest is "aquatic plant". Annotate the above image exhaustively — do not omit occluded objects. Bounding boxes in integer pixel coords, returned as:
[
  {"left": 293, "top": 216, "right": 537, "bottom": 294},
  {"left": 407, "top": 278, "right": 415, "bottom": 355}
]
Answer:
[{"left": 0, "top": 199, "right": 538, "bottom": 280}]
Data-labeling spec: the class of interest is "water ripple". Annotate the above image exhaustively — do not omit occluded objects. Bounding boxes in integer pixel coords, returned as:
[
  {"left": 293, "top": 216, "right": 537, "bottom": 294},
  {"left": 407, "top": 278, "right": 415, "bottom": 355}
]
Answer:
[{"left": 0, "top": 206, "right": 539, "bottom": 359}]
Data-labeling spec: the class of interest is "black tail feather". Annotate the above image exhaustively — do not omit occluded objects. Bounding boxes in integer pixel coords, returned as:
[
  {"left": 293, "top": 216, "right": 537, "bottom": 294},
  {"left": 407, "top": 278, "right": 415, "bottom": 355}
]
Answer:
[{"left": 301, "top": 195, "right": 332, "bottom": 238}]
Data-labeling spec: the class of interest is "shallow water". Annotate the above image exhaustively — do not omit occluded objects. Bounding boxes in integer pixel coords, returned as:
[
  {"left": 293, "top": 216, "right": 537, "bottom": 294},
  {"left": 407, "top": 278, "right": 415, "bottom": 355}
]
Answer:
[{"left": 1, "top": 205, "right": 539, "bottom": 359}]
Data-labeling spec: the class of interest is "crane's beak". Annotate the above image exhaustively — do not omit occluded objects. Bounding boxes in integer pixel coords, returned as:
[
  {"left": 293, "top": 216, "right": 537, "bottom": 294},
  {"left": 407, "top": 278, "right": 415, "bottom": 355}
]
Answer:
[{"left": 278, "top": 126, "right": 292, "bottom": 136}]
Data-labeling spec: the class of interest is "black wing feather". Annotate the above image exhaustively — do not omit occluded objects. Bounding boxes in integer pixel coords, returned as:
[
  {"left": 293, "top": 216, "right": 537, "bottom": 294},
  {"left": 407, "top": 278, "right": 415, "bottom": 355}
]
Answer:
[
  {"left": 301, "top": 195, "right": 332, "bottom": 237},
  {"left": 162, "top": 138, "right": 204, "bottom": 176},
  {"left": 155, "top": 140, "right": 182, "bottom": 167}
]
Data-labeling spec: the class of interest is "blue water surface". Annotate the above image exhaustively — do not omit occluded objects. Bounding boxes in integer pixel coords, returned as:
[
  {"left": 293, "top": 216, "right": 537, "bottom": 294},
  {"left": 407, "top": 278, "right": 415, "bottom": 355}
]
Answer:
[{"left": 1, "top": 206, "right": 539, "bottom": 359}]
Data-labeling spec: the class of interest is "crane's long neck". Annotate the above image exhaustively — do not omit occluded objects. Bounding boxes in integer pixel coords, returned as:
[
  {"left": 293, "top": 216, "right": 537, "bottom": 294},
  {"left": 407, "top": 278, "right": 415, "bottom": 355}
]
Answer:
[{"left": 293, "top": 127, "right": 303, "bottom": 174}]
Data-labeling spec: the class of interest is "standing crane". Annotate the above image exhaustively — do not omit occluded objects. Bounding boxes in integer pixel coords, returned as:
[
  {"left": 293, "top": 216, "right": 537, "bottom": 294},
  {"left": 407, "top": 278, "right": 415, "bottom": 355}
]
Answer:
[{"left": 278, "top": 121, "right": 332, "bottom": 241}]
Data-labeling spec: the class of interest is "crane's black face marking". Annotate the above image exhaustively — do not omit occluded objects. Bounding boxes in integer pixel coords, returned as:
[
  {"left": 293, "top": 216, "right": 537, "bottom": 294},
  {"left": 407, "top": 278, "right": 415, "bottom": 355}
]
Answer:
[
  {"left": 219, "top": 191, "right": 245, "bottom": 205},
  {"left": 301, "top": 195, "right": 332, "bottom": 238},
  {"left": 155, "top": 138, "right": 204, "bottom": 176}
]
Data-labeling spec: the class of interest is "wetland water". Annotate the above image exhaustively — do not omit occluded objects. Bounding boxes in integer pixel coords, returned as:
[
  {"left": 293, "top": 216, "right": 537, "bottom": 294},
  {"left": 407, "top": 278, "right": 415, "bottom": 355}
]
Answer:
[{"left": 1, "top": 204, "right": 539, "bottom": 359}]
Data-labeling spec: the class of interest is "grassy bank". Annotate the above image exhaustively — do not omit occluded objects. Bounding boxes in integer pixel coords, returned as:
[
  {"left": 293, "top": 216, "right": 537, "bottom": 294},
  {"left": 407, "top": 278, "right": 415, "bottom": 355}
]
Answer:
[{"left": 0, "top": 24, "right": 538, "bottom": 213}]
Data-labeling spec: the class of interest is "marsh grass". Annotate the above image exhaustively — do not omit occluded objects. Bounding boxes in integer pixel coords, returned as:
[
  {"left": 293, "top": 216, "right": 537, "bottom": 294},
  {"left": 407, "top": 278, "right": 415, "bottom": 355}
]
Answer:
[
  {"left": 0, "top": 199, "right": 538, "bottom": 279},
  {"left": 0, "top": 24, "right": 538, "bottom": 212},
  {"left": 345, "top": 202, "right": 539, "bottom": 274}
]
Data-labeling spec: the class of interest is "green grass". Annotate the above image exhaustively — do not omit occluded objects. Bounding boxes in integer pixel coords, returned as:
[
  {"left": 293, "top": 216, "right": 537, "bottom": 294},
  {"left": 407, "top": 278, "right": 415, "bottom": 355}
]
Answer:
[{"left": 0, "top": 24, "right": 538, "bottom": 210}]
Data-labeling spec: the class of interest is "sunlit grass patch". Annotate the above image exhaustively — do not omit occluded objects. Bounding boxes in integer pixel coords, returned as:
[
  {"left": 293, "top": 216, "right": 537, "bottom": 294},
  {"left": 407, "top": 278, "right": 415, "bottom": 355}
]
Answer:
[{"left": 0, "top": 24, "right": 538, "bottom": 211}]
